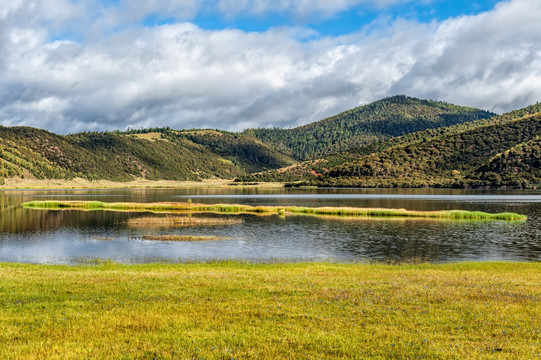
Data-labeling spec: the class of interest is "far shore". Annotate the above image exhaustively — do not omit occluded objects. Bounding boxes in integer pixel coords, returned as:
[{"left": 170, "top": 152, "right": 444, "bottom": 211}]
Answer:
[{"left": 0, "top": 177, "right": 285, "bottom": 190}]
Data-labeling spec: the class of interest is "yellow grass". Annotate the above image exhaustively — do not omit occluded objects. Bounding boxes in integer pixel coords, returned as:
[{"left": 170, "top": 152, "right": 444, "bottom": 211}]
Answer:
[
  {"left": 0, "top": 178, "right": 285, "bottom": 189},
  {"left": 127, "top": 216, "right": 243, "bottom": 228},
  {"left": 129, "top": 132, "right": 170, "bottom": 142},
  {"left": 22, "top": 200, "right": 528, "bottom": 220},
  {"left": 0, "top": 262, "right": 539, "bottom": 359}
]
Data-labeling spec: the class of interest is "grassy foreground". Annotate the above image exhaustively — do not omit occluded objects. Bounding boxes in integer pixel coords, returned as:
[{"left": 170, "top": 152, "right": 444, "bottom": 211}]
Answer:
[
  {"left": 22, "top": 200, "right": 527, "bottom": 220},
  {"left": 0, "top": 262, "right": 539, "bottom": 359}
]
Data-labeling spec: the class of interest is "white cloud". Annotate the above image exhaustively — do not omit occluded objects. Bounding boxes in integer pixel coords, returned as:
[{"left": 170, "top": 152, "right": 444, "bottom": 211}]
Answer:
[
  {"left": 0, "top": 0, "right": 540, "bottom": 133},
  {"left": 390, "top": 0, "right": 541, "bottom": 113}
]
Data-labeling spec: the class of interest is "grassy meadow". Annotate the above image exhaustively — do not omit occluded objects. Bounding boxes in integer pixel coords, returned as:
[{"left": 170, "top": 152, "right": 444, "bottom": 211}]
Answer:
[{"left": 0, "top": 262, "right": 539, "bottom": 359}]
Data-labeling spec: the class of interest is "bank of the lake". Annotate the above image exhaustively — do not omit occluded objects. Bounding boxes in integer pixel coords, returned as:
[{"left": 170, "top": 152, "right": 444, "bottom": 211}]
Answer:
[
  {"left": 0, "top": 178, "right": 285, "bottom": 190},
  {"left": 1, "top": 262, "right": 539, "bottom": 359}
]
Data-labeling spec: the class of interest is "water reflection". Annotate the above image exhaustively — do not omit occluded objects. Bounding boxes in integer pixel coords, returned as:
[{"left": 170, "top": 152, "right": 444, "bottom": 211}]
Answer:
[{"left": 0, "top": 188, "right": 540, "bottom": 263}]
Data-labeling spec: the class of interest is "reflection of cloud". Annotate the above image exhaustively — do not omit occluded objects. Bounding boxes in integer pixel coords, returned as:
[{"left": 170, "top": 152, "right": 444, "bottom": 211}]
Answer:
[{"left": 1, "top": 0, "right": 540, "bottom": 133}]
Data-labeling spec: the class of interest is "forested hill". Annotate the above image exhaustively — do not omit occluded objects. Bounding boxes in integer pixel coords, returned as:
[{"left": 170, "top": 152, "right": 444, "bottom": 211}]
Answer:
[
  {"left": 238, "top": 102, "right": 541, "bottom": 189},
  {"left": 472, "top": 137, "right": 541, "bottom": 188},
  {"left": 243, "top": 95, "right": 495, "bottom": 160},
  {"left": 322, "top": 110, "right": 541, "bottom": 188},
  {"left": 0, "top": 127, "right": 295, "bottom": 184}
]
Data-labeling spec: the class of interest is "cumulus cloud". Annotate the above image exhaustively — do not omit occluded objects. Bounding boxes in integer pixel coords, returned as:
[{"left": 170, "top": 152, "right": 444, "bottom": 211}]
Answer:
[
  {"left": 0, "top": 0, "right": 540, "bottom": 133},
  {"left": 390, "top": 0, "right": 541, "bottom": 114}
]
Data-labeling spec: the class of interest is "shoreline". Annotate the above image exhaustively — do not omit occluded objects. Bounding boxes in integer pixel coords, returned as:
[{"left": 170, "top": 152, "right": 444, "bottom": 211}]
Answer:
[
  {"left": 1, "top": 259, "right": 538, "bottom": 266},
  {"left": 3, "top": 177, "right": 540, "bottom": 191},
  {"left": 0, "top": 178, "right": 285, "bottom": 190}
]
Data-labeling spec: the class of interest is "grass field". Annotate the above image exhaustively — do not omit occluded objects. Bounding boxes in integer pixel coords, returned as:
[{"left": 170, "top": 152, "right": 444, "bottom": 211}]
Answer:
[
  {"left": 0, "top": 262, "right": 539, "bottom": 359},
  {"left": 22, "top": 200, "right": 528, "bottom": 221}
]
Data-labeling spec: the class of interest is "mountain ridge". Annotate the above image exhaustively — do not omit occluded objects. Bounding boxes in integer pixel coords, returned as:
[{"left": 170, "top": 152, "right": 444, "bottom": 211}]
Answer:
[
  {"left": 3, "top": 95, "right": 539, "bottom": 188},
  {"left": 0, "top": 126, "right": 295, "bottom": 184},
  {"left": 240, "top": 102, "right": 541, "bottom": 189},
  {"left": 242, "top": 95, "right": 495, "bottom": 160}
]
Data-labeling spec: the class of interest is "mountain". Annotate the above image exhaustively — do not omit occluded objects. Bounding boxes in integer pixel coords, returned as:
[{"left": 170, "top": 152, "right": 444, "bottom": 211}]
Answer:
[
  {"left": 3, "top": 96, "right": 538, "bottom": 188},
  {"left": 0, "top": 127, "right": 295, "bottom": 184},
  {"left": 256, "top": 103, "right": 539, "bottom": 189},
  {"left": 237, "top": 102, "right": 541, "bottom": 188},
  {"left": 243, "top": 95, "right": 495, "bottom": 160}
]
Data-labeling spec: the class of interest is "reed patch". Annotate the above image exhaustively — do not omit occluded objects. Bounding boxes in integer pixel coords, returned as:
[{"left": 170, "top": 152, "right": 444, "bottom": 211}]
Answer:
[
  {"left": 22, "top": 200, "right": 528, "bottom": 221},
  {"left": 140, "top": 235, "right": 229, "bottom": 241},
  {"left": 127, "top": 216, "right": 243, "bottom": 228}
]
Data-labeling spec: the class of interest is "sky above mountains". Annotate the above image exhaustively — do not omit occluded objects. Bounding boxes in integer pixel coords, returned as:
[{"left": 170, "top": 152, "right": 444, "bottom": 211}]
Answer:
[{"left": 1, "top": 0, "right": 540, "bottom": 133}]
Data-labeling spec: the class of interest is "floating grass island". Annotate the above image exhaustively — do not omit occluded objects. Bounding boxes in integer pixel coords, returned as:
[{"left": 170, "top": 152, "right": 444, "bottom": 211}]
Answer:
[
  {"left": 22, "top": 200, "right": 527, "bottom": 221},
  {"left": 127, "top": 216, "right": 243, "bottom": 228},
  {"left": 140, "top": 235, "right": 229, "bottom": 241}
]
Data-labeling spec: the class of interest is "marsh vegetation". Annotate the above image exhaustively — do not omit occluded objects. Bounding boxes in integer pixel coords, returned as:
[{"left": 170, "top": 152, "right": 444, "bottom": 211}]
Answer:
[
  {"left": 140, "top": 235, "right": 228, "bottom": 241},
  {"left": 127, "top": 216, "right": 242, "bottom": 228},
  {"left": 22, "top": 200, "right": 527, "bottom": 221}
]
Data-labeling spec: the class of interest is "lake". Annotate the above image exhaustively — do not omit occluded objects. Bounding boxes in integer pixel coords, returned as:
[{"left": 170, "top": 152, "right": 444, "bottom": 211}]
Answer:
[{"left": 1, "top": 187, "right": 540, "bottom": 264}]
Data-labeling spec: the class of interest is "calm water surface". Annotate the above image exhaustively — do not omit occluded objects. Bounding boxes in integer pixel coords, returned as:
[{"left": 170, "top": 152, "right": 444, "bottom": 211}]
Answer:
[{"left": 0, "top": 188, "right": 540, "bottom": 264}]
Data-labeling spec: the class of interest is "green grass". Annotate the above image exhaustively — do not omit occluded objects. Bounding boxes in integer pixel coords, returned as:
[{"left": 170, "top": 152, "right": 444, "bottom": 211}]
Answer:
[
  {"left": 21, "top": 200, "right": 528, "bottom": 221},
  {"left": 0, "top": 262, "right": 539, "bottom": 359}
]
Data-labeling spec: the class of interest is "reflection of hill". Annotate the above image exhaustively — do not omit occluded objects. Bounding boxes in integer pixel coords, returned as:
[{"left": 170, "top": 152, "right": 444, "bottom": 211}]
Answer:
[
  {"left": 0, "top": 207, "right": 131, "bottom": 234},
  {"left": 0, "top": 207, "right": 64, "bottom": 233}
]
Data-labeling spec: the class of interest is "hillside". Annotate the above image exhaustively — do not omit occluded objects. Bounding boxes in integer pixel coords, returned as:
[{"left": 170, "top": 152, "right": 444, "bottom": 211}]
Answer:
[
  {"left": 243, "top": 95, "right": 495, "bottom": 160},
  {"left": 166, "top": 130, "right": 295, "bottom": 174},
  {"left": 0, "top": 127, "right": 295, "bottom": 184},
  {"left": 312, "top": 103, "right": 541, "bottom": 188},
  {"left": 2, "top": 96, "right": 538, "bottom": 188},
  {"left": 238, "top": 102, "right": 541, "bottom": 188},
  {"left": 471, "top": 137, "right": 541, "bottom": 188}
]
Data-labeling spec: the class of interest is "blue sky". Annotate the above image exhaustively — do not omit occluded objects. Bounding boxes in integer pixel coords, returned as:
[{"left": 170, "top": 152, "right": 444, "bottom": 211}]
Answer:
[
  {"left": 1, "top": 0, "right": 540, "bottom": 133},
  {"left": 140, "top": 1, "right": 502, "bottom": 35}
]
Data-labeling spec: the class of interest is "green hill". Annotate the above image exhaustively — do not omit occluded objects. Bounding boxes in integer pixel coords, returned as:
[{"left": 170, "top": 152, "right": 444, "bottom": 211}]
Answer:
[
  {"left": 238, "top": 103, "right": 541, "bottom": 188},
  {"left": 0, "top": 127, "right": 295, "bottom": 184},
  {"left": 316, "top": 104, "right": 541, "bottom": 188},
  {"left": 3, "top": 96, "right": 538, "bottom": 188},
  {"left": 166, "top": 130, "right": 295, "bottom": 174},
  {"left": 243, "top": 95, "right": 495, "bottom": 160},
  {"left": 471, "top": 137, "right": 541, "bottom": 188}
]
